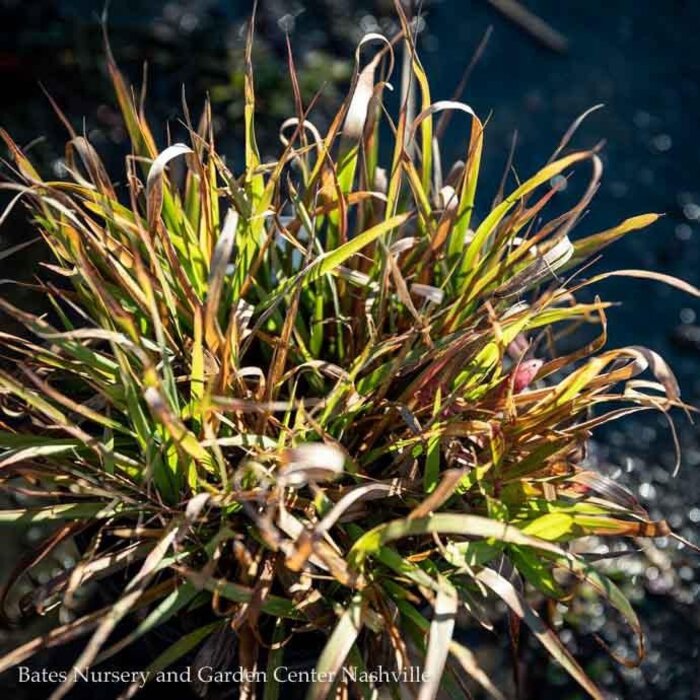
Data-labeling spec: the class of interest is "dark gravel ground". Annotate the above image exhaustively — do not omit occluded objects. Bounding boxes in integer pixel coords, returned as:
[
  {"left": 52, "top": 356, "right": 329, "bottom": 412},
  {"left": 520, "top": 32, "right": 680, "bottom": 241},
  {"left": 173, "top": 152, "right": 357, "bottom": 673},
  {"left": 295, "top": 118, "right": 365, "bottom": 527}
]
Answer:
[{"left": 1, "top": 1, "right": 700, "bottom": 698}]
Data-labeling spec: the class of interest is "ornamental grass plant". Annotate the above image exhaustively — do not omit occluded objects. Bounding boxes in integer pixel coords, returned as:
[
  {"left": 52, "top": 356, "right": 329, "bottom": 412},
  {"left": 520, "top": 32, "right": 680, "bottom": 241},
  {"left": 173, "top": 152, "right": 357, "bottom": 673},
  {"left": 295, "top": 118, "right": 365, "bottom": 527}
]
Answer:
[{"left": 0, "top": 4, "right": 698, "bottom": 699}]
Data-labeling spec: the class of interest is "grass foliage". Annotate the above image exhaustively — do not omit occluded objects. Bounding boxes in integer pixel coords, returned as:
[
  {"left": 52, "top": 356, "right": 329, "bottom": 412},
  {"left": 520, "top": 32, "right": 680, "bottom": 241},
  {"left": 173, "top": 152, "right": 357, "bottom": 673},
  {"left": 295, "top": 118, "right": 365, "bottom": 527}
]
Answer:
[{"left": 1, "top": 5, "right": 698, "bottom": 699}]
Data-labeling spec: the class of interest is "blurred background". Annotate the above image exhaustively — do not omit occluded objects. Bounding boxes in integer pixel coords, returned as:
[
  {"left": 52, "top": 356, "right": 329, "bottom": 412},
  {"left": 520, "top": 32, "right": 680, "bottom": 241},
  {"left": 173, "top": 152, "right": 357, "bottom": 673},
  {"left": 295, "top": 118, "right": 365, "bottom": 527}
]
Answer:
[{"left": 1, "top": 0, "right": 699, "bottom": 698}]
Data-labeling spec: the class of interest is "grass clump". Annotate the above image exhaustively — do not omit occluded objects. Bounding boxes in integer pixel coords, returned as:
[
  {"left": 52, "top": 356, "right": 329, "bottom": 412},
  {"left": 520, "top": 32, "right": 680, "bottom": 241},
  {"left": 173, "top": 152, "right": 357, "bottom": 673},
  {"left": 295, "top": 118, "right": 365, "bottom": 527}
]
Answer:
[{"left": 0, "top": 5, "right": 697, "bottom": 699}]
